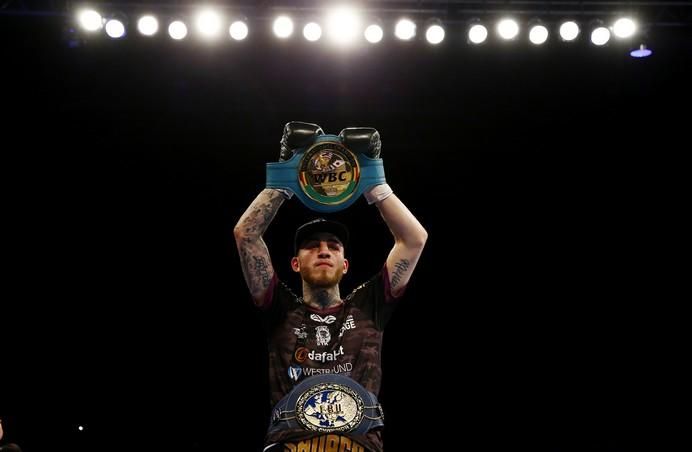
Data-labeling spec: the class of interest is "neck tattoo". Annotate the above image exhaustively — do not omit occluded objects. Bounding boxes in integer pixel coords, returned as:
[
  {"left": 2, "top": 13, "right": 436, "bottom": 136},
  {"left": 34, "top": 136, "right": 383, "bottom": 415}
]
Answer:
[{"left": 315, "top": 290, "right": 332, "bottom": 309}]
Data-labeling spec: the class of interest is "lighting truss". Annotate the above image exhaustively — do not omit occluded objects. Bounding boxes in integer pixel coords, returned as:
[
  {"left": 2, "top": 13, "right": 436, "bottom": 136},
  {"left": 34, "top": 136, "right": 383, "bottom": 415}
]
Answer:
[{"left": 1, "top": 1, "right": 691, "bottom": 28}]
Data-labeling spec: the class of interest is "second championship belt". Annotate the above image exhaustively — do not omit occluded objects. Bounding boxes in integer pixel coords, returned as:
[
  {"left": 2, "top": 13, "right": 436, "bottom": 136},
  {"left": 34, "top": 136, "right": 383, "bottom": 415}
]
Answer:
[{"left": 267, "top": 123, "right": 386, "bottom": 213}]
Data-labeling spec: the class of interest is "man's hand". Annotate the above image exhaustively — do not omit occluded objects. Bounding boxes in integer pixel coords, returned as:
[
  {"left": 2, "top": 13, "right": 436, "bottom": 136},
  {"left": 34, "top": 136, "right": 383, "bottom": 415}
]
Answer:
[
  {"left": 275, "top": 121, "right": 324, "bottom": 200},
  {"left": 340, "top": 127, "right": 391, "bottom": 204},
  {"left": 280, "top": 121, "right": 324, "bottom": 161},
  {"left": 339, "top": 127, "right": 381, "bottom": 158}
]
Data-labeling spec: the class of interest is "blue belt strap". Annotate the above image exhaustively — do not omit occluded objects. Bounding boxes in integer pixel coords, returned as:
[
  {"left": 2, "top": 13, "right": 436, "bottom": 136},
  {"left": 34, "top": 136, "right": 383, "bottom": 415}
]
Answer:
[{"left": 266, "top": 135, "right": 386, "bottom": 213}]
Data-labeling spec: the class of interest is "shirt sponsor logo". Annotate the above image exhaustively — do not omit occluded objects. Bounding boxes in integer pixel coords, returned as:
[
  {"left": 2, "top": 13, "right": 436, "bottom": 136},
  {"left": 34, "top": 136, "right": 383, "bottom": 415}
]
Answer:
[
  {"left": 288, "top": 365, "right": 302, "bottom": 382},
  {"left": 309, "top": 345, "right": 344, "bottom": 362},
  {"left": 338, "top": 314, "right": 356, "bottom": 338},
  {"left": 294, "top": 347, "right": 309, "bottom": 363},
  {"left": 301, "top": 362, "right": 353, "bottom": 376},
  {"left": 310, "top": 314, "right": 337, "bottom": 324},
  {"left": 315, "top": 325, "right": 331, "bottom": 346},
  {"left": 293, "top": 324, "right": 307, "bottom": 339}
]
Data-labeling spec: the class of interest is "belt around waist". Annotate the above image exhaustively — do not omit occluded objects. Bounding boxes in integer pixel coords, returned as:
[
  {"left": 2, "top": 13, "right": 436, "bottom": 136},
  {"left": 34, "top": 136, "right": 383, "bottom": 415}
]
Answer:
[{"left": 268, "top": 374, "right": 384, "bottom": 435}]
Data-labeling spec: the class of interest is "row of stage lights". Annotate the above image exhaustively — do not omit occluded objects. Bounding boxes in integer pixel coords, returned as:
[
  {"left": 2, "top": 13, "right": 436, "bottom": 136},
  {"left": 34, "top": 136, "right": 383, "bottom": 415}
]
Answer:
[{"left": 75, "top": 7, "right": 650, "bottom": 55}]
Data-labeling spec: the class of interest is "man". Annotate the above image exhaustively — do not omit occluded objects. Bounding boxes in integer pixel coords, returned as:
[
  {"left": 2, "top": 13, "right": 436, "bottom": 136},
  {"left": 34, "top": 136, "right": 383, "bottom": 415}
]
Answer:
[{"left": 234, "top": 123, "right": 427, "bottom": 452}]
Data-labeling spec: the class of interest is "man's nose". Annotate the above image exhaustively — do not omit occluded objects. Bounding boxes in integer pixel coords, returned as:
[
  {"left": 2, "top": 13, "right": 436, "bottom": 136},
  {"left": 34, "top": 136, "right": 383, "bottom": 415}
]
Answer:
[{"left": 317, "top": 242, "right": 331, "bottom": 257}]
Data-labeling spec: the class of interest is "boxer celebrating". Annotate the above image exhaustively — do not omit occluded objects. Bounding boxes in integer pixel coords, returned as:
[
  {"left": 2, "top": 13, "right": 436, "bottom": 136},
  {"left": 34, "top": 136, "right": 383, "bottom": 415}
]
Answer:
[{"left": 234, "top": 122, "right": 427, "bottom": 452}]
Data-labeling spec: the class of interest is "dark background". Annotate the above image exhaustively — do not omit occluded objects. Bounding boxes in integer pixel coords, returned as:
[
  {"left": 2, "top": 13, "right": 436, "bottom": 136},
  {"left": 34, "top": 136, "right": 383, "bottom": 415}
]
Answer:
[{"left": 2, "top": 4, "right": 687, "bottom": 452}]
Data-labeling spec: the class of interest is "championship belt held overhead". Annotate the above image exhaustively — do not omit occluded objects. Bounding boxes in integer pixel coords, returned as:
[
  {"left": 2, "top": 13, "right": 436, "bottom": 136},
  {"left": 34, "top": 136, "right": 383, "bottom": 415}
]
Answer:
[{"left": 267, "top": 122, "right": 386, "bottom": 213}]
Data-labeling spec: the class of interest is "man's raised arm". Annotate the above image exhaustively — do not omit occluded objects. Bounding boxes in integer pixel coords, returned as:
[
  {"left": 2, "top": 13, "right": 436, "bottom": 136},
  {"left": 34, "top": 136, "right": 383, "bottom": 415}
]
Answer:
[
  {"left": 233, "top": 189, "right": 286, "bottom": 305},
  {"left": 369, "top": 188, "right": 428, "bottom": 297},
  {"left": 344, "top": 126, "right": 427, "bottom": 297}
]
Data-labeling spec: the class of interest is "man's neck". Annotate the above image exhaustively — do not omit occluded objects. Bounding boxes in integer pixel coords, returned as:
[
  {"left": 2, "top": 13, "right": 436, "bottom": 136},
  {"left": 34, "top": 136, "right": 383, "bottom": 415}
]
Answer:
[{"left": 302, "top": 284, "right": 342, "bottom": 310}]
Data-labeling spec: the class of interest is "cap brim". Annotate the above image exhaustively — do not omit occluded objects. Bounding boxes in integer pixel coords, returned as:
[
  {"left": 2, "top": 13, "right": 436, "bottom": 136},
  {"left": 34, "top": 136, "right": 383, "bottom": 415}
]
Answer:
[{"left": 294, "top": 219, "right": 349, "bottom": 254}]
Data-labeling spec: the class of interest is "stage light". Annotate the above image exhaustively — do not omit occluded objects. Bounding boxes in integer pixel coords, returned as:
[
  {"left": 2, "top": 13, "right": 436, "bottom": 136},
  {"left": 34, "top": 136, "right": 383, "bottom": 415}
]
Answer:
[
  {"left": 77, "top": 9, "right": 103, "bottom": 32},
  {"left": 168, "top": 20, "right": 188, "bottom": 40},
  {"left": 273, "top": 16, "right": 294, "bottom": 39},
  {"left": 590, "top": 21, "right": 611, "bottom": 46},
  {"left": 326, "top": 6, "right": 361, "bottom": 45},
  {"left": 364, "top": 20, "right": 383, "bottom": 43},
  {"left": 229, "top": 20, "right": 248, "bottom": 41},
  {"left": 394, "top": 18, "right": 416, "bottom": 40},
  {"left": 497, "top": 18, "right": 520, "bottom": 41},
  {"left": 63, "top": 3, "right": 661, "bottom": 53},
  {"left": 104, "top": 18, "right": 125, "bottom": 39},
  {"left": 195, "top": 9, "right": 223, "bottom": 40},
  {"left": 303, "top": 22, "right": 322, "bottom": 42},
  {"left": 613, "top": 17, "right": 637, "bottom": 38},
  {"left": 467, "top": 20, "right": 488, "bottom": 44},
  {"left": 528, "top": 19, "right": 549, "bottom": 45},
  {"left": 424, "top": 19, "right": 445, "bottom": 45},
  {"left": 137, "top": 15, "right": 159, "bottom": 36},
  {"left": 558, "top": 20, "right": 580, "bottom": 41},
  {"left": 630, "top": 43, "right": 652, "bottom": 58}
]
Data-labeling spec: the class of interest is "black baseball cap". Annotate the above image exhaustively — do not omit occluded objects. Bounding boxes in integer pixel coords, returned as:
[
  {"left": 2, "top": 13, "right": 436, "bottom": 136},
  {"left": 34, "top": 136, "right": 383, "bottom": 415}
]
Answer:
[{"left": 294, "top": 218, "right": 349, "bottom": 254}]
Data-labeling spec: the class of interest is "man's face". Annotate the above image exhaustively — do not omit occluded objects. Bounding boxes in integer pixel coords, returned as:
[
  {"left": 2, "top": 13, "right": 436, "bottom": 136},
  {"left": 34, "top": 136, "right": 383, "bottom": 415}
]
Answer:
[{"left": 291, "top": 232, "right": 348, "bottom": 288}]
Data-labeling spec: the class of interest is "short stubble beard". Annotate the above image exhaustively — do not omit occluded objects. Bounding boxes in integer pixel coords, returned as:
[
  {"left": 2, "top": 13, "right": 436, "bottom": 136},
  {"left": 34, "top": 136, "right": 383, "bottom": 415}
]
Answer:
[{"left": 300, "top": 264, "right": 344, "bottom": 288}]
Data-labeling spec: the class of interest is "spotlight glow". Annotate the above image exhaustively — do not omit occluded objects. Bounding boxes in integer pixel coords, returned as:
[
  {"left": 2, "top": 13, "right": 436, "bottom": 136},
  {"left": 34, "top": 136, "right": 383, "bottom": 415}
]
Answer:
[
  {"left": 591, "top": 26, "right": 611, "bottom": 46},
  {"left": 326, "top": 7, "right": 361, "bottom": 45},
  {"left": 105, "top": 19, "right": 125, "bottom": 39},
  {"left": 559, "top": 21, "right": 580, "bottom": 41},
  {"left": 529, "top": 25, "right": 548, "bottom": 45},
  {"left": 613, "top": 18, "right": 637, "bottom": 38},
  {"left": 137, "top": 15, "right": 159, "bottom": 36},
  {"left": 196, "top": 10, "right": 222, "bottom": 39},
  {"left": 303, "top": 22, "right": 322, "bottom": 42},
  {"left": 497, "top": 19, "right": 519, "bottom": 40},
  {"left": 364, "top": 24, "right": 383, "bottom": 43},
  {"left": 468, "top": 24, "right": 488, "bottom": 44},
  {"left": 168, "top": 21, "right": 188, "bottom": 40},
  {"left": 425, "top": 24, "right": 445, "bottom": 45},
  {"left": 229, "top": 21, "right": 248, "bottom": 40},
  {"left": 273, "top": 16, "right": 294, "bottom": 38},
  {"left": 395, "top": 19, "right": 416, "bottom": 40},
  {"left": 77, "top": 9, "right": 102, "bottom": 31}
]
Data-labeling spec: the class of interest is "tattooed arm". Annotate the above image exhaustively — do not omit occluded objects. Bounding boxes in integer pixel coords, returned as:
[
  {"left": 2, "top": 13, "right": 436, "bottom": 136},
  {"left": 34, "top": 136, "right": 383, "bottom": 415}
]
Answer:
[
  {"left": 233, "top": 189, "right": 286, "bottom": 305},
  {"left": 373, "top": 193, "right": 428, "bottom": 297}
]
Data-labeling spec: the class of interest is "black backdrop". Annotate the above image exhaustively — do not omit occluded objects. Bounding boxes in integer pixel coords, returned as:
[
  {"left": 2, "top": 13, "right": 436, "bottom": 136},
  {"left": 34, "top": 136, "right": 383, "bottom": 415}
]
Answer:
[{"left": 1, "top": 10, "right": 687, "bottom": 452}]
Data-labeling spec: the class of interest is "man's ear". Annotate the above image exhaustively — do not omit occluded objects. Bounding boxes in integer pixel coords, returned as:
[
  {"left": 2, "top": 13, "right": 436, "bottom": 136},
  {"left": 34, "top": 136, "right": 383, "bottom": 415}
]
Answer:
[
  {"left": 291, "top": 256, "right": 300, "bottom": 272},
  {"left": 342, "top": 258, "right": 349, "bottom": 274}
]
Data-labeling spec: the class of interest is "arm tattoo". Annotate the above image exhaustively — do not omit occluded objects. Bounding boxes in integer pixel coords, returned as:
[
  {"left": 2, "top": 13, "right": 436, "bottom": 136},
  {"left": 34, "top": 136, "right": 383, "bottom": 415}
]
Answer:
[
  {"left": 253, "top": 255, "right": 271, "bottom": 288},
  {"left": 239, "top": 246, "right": 272, "bottom": 294},
  {"left": 235, "top": 190, "right": 284, "bottom": 296},
  {"left": 240, "top": 191, "right": 283, "bottom": 235},
  {"left": 391, "top": 259, "right": 410, "bottom": 289}
]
